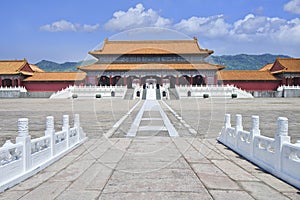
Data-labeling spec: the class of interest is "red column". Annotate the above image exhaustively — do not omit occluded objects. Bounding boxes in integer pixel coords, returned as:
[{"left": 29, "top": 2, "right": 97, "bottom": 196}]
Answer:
[
  {"left": 11, "top": 78, "right": 14, "bottom": 87},
  {"left": 0, "top": 77, "right": 2, "bottom": 87},
  {"left": 190, "top": 76, "right": 193, "bottom": 85},
  {"left": 205, "top": 75, "right": 208, "bottom": 85},
  {"left": 94, "top": 76, "right": 98, "bottom": 86},
  {"left": 109, "top": 75, "right": 112, "bottom": 86},
  {"left": 124, "top": 75, "right": 127, "bottom": 86},
  {"left": 176, "top": 75, "right": 179, "bottom": 85},
  {"left": 139, "top": 75, "right": 142, "bottom": 86},
  {"left": 214, "top": 74, "right": 218, "bottom": 85}
]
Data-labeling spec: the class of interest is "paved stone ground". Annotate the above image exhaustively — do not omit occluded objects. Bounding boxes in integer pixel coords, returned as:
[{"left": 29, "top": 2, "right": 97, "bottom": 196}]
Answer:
[{"left": 0, "top": 98, "right": 300, "bottom": 199}]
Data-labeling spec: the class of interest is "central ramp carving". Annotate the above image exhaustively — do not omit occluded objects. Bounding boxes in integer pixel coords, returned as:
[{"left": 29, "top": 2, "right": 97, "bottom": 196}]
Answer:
[{"left": 127, "top": 100, "right": 179, "bottom": 137}]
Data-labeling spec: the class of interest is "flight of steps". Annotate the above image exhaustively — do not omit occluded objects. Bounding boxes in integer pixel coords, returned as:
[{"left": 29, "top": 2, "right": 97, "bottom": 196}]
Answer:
[
  {"left": 142, "top": 89, "right": 147, "bottom": 100},
  {"left": 156, "top": 89, "right": 161, "bottom": 100},
  {"left": 168, "top": 88, "right": 179, "bottom": 100},
  {"left": 124, "top": 88, "right": 134, "bottom": 99}
]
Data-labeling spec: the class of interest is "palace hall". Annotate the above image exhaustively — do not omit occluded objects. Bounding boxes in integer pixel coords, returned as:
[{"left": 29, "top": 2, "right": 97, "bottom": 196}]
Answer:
[{"left": 78, "top": 37, "right": 224, "bottom": 88}]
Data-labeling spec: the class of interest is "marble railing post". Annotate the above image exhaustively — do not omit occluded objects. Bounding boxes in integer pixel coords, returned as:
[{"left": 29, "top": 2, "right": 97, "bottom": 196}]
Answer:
[
  {"left": 222, "top": 114, "right": 231, "bottom": 143},
  {"left": 275, "top": 117, "right": 291, "bottom": 171},
  {"left": 235, "top": 114, "right": 243, "bottom": 148},
  {"left": 250, "top": 116, "right": 260, "bottom": 157},
  {"left": 45, "top": 116, "right": 55, "bottom": 156},
  {"left": 224, "top": 114, "right": 231, "bottom": 129},
  {"left": 16, "top": 118, "right": 31, "bottom": 171},
  {"left": 74, "top": 114, "right": 80, "bottom": 142},
  {"left": 62, "top": 115, "right": 70, "bottom": 147}
]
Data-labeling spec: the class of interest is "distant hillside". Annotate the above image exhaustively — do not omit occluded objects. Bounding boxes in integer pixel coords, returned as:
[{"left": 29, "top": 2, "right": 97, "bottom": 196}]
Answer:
[
  {"left": 35, "top": 54, "right": 291, "bottom": 72},
  {"left": 35, "top": 59, "right": 96, "bottom": 72},
  {"left": 208, "top": 54, "right": 290, "bottom": 70}
]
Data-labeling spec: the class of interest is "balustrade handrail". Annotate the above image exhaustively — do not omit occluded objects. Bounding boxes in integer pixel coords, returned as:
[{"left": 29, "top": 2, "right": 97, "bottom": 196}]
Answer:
[
  {"left": 0, "top": 86, "right": 27, "bottom": 92},
  {"left": 0, "top": 114, "right": 87, "bottom": 192},
  {"left": 218, "top": 114, "right": 300, "bottom": 189},
  {"left": 50, "top": 85, "right": 127, "bottom": 99},
  {"left": 175, "top": 85, "right": 253, "bottom": 98}
]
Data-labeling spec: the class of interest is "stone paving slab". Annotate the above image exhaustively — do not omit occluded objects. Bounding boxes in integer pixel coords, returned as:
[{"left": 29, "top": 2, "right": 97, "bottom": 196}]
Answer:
[
  {"left": 211, "top": 159, "right": 259, "bottom": 181},
  {"left": 209, "top": 190, "right": 254, "bottom": 200},
  {"left": 0, "top": 98, "right": 300, "bottom": 199},
  {"left": 239, "top": 181, "right": 291, "bottom": 200},
  {"left": 99, "top": 191, "right": 212, "bottom": 200},
  {"left": 19, "top": 180, "right": 71, "bottom": 200}
]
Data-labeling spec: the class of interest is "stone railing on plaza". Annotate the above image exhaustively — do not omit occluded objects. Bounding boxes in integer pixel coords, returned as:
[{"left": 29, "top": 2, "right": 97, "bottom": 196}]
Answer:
[
  {"left": 175, "top": 85, "right": 253, "bottom": 99},
  {"left": 277, "top": 85, "right": 300, "bottom": 97},
  {"left": 0, "top": 114, "right": 87, "bottom": 192},
  {"left": 0, "top": 86, "right": 27, "bottom": 98},
  {"left": 50, "top": 85, "right": 127, "bottom": 99},
  {"left": 218, "top": 114, "right": 300, "bottom": 189}
]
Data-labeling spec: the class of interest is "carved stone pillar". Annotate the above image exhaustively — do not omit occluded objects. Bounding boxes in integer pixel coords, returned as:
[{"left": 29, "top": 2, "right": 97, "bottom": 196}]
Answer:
[{"left": 16, "top": 118, "right": 31, "bottom": 171}]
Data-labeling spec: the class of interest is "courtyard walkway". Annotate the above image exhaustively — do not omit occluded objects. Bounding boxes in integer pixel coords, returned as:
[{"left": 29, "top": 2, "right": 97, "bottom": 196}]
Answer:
[{"left": 0, "top": 99, "right": 299, "bottom": 199}]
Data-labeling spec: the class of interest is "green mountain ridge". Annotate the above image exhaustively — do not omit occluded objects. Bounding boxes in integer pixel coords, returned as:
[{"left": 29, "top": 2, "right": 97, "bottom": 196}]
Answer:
[
  {"left": 208, "top": 54, "right": 290, "bottom": 70},
  {"left": 35, "top": 54, "right": 291, "bottom": 72},
  {"left": 35, "top": 59, "right": 97, "bottom": 72}
]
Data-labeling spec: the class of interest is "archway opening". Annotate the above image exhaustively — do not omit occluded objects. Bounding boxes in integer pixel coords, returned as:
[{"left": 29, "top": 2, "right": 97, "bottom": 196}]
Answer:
[
  {"left": 98, "top": 76, "right": 110, "bottom": 86},
  {"left": 193, "top": 75, "right": 205, "bottom": 86}
]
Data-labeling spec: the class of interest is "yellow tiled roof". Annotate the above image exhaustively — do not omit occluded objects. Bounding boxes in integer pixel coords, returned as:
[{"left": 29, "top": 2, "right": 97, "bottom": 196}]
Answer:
[
  {"left": 0, "top": 60, "right": 29, "bottom": 75},
  {"left": 29, "top": 64, "right": 45, "bottom": 72},
  {"left": 217, "top": 70, "right": 279, "bottom": 81},
  {"left": 78, "top": 63, "right": 224, "bottom": 71},
  {"left": 89, "top": 38, "right": 213, "bottom": 55},
  {"left": 272, "top": 58, "right": 300, "bottom": 73},
  {"left": 23, "top": 72, "right": 86, "bottom": 82},
  {"left": 259, "top": 63, "right": 274, "bottom": 71}
]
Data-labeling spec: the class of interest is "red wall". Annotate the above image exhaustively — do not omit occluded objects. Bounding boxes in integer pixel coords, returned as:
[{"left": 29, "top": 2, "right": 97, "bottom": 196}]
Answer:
[
  {"left": 86, "top": 75, "right": 97, "bottom": 85},
  {"left": 222, "top": 81, "right": 281, "bottom": 91},
  {"left": 23, "top": 82, "right": 76, "bottom": 92},
  {"left": 270, "top": 61, "right": 283, "bottom": 72},
  {"left": 21, "top": 63, "right": 35, "bottom": 73}
]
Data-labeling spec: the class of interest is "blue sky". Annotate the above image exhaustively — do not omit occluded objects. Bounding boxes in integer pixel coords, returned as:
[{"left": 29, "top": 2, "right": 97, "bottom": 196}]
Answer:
[{"left": 1, "top": 0, "right": 300, "bottom": 63}]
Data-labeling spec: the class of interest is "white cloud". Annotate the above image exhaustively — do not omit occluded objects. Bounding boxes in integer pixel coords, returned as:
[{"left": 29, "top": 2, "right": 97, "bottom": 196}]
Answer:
[
  {"left": 230, "top": 14, "right": 300, "bottom": 44},
  {"left": 40, "top": 20, "right": 99, "bottom": 32},
  {"left": 276, "top": 18, "right": 300, "bottom": 44},
  {"left": 102, "top": 4, "right": 300, "bottom": 56},
  {"left": 284, "top": 0, "right": 300, "bottom": 14},
  {"left": 82, "top": 24, "right": 100, "bottom": 32},
  {"left": 174, "top": 15, "right": 231, "bottom": 38},
  {"left": 104, "top": 3, "right": 171, "bottom": 31},
  {"left": 232, "top": 14, "right": 286, "bottom": 35}
]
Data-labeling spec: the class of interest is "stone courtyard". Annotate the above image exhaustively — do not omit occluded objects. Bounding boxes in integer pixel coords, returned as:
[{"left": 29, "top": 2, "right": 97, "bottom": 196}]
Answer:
[{"left": 0, "top": 98, "right": 299, "bottom": 199}]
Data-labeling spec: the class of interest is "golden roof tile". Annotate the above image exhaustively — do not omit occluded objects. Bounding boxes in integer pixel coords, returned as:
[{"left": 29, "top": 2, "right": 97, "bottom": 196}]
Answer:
[
  {"left": 259, "top": 63, "right": 274, "bottom": 71},
  {"left": 217, "top": 70, "right": 279, "bottom": 81},
  {"left": 0, "top": 59, "right": 28, "bottom": 75},
  {"left": 23, "top": 72, "right": 86, "bottom": 82},
  {"left": 89, "top": 38, "right": 213, "bottom": 55},
  {"left": 274, "top": 58, "right": 300, "bottom": 73},
  {"left": 29, "top": 64, "right": 45, "bottom": 72}
]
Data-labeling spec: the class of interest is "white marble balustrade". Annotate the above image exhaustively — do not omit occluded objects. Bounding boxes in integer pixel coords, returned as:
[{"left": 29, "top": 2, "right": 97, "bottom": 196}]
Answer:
[
  {"left": 218, "top": 114, "right": 300, "bottom": 189},
  {"left": 0, "top": 114, "right": 87, "bottom": 192}
]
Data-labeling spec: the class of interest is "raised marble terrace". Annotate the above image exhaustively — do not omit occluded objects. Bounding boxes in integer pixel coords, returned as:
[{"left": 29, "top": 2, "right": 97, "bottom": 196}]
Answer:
[{"left": 0, "top": 98, "right": 299, "bottom": 199}]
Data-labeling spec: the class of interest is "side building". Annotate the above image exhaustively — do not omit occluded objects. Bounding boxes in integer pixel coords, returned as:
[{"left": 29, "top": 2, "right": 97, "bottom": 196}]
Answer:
[
  {"left": 218, "top": 58, "right": 300, "bottom": 92},
  {"left": 0, "top": 59, "right": 85, "bottom": 97}
]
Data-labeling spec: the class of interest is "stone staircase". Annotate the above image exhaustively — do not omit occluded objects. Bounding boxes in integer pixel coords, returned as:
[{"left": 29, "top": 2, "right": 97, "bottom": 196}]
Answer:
[
  {"left": 142, "top": 89, "right": 147, "bottom": 100},
  {"left": 168, "top": 88, "right": 179, "bottom": 100},
  {"left": 156, "top": 89, "right": 161, "bottom": 100},
  {"left": 124, "top": 88, "right": 134, "bottom": 99}
]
